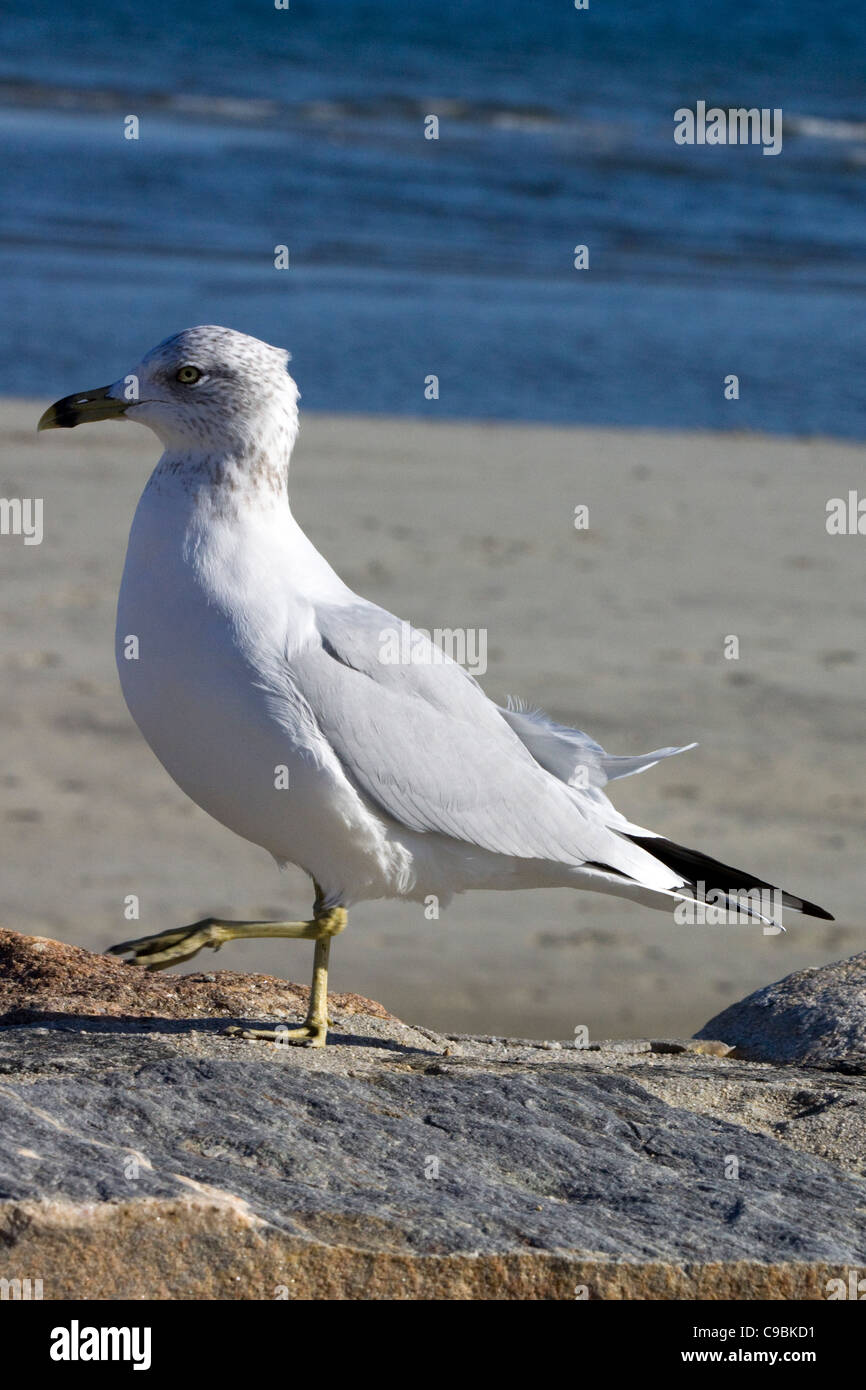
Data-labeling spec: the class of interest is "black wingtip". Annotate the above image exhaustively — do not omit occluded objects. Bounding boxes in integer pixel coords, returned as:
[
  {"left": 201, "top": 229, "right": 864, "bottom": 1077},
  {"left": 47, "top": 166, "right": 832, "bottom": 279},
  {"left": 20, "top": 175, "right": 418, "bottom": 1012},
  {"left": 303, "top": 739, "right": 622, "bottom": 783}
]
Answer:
[
  {"left": 797, "top": 900, "right": 835, "bottom": 922},
  {"left": 626, "top": 833, "right": 834, "bottom": 922}
]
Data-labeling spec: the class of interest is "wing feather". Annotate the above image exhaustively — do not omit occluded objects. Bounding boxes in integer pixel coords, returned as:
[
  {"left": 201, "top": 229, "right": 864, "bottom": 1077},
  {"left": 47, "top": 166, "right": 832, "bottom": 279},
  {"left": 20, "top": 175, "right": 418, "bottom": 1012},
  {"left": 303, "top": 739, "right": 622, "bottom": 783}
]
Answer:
[{"left": 284, "top": 602, "right": 679, "bottom": 891}]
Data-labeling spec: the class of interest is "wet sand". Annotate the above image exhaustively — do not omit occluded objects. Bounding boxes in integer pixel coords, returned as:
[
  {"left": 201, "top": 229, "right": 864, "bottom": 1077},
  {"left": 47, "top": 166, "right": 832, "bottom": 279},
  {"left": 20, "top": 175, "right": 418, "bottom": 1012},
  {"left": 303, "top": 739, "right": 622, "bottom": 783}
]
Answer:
[{"left": 1, "top": 401, "right": 863, "bottom": 1039}]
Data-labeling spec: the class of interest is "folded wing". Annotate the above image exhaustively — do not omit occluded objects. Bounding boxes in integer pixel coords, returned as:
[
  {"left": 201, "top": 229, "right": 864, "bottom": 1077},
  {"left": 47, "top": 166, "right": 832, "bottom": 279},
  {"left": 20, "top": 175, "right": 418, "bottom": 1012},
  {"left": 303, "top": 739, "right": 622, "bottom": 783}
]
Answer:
[{"left": 283, "top": 602, "right": 683, "bottom": 893}]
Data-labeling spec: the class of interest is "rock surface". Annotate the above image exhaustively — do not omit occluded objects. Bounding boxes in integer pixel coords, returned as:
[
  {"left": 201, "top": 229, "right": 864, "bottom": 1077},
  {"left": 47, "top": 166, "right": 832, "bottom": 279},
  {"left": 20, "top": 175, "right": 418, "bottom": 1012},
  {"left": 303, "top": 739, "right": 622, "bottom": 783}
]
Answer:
[
  {"left": 0, "top": 926, "right": 393, "bottom": 1027},
  {"left": 696, "top": 952, "right": 866, "bottom": 1065},
  {"left": 1, "top": 929, "right": 865, "bottom": 1300}
]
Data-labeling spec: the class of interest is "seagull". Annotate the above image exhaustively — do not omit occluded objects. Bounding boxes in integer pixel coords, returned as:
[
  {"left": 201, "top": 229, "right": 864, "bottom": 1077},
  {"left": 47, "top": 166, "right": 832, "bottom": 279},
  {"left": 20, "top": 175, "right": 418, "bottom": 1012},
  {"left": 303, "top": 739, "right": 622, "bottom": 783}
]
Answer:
[{"left": 38, "top": 326, "right": 833, "bottom": 1046}]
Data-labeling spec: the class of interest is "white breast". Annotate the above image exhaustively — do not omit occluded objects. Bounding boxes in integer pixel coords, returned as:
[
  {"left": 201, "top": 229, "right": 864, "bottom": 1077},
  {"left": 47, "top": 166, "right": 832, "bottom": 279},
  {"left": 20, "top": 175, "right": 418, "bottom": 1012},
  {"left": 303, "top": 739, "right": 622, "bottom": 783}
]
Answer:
[{"left": 115, "top": 468, "right": 408, "bottom": 902}]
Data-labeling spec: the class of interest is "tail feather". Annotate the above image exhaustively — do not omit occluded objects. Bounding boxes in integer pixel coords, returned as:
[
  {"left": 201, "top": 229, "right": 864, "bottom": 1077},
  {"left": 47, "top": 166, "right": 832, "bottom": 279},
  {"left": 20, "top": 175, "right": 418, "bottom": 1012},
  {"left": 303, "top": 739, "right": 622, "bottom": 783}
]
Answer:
[{"left": 625, "top": 833, "right": 834, "bottom": 921}]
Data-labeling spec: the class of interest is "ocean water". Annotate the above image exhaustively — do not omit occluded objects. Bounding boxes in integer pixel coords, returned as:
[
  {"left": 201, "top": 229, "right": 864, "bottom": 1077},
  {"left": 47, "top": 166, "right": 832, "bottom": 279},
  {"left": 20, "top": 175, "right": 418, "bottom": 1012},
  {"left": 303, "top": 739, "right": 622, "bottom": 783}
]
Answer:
[{"left": 1, "top": 0, "right": 865, "bottom": 435}]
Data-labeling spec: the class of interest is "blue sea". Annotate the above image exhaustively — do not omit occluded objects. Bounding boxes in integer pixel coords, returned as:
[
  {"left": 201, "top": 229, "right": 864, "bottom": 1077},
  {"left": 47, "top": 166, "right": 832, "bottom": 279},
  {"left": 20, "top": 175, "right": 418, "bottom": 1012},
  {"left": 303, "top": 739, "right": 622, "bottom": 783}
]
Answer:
[{"left": 1, "top": 0, "right": 865, "bottom": 435}]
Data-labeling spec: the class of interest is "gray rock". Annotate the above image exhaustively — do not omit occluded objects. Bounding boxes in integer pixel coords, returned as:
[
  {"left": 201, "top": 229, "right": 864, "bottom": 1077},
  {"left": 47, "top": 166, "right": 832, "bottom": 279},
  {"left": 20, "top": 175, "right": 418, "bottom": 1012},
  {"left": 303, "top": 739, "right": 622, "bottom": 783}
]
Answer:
[
  {"left": 696, "top": 952, "right": 866, "bottom": 1065},
  {"left": 2, "top": 930, "right": 866, "bottom": 1299}
]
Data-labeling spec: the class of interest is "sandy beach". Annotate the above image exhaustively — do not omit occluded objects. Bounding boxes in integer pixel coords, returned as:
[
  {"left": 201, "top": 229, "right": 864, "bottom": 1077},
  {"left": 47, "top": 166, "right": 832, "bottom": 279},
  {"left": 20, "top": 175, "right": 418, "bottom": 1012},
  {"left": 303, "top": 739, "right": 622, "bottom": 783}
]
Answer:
[{"left": 1, "top": 401, "right": 863, "bottom": 1040}]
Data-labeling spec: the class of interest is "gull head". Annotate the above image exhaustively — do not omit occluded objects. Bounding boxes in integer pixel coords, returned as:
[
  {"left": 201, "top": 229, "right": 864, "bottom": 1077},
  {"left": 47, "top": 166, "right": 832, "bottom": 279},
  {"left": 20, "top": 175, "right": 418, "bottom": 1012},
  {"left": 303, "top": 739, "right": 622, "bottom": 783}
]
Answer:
[{"left": 38, "top": 326, "right": 300, "bottom": 459}]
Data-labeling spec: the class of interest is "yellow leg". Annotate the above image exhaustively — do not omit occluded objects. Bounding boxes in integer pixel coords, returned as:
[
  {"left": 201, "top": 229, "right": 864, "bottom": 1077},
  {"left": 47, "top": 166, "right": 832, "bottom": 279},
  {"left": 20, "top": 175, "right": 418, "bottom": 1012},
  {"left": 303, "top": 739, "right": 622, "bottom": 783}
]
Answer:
[
  {"left": 225, "top": 933, "right": 333, "bottom": 1047},
  {"left": 108, "top": 887, "right": 347, "bottom": 1048}
]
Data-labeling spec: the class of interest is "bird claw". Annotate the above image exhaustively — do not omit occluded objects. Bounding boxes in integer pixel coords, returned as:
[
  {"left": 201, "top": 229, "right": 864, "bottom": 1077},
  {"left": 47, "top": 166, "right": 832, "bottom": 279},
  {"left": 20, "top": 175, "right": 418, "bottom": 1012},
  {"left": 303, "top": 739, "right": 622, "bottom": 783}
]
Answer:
[
  {"left": 223, "top": 1022, "right": 327, "bottom": 1048},
  {"left": 107, "top": 918, "right": 231, "bottom": 971}
]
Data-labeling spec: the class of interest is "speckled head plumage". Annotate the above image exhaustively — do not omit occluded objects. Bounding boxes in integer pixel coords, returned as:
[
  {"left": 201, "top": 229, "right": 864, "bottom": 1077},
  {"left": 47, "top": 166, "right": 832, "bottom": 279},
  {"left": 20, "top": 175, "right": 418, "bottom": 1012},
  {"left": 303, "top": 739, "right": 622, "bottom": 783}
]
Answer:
[
  {"left": 129, "top": 326, "right": 300, "bottom": 457},
  {"left": 39, "top": 325, "right": 301, "bottom": 470}
]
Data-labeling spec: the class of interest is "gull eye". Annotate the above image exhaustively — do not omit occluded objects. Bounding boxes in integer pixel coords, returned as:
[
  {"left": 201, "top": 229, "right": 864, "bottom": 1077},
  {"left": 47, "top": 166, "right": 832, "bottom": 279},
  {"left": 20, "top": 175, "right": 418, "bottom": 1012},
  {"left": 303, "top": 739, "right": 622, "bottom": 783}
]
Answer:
[{"left": 176, "top": 365, "right": 202, "bottom": 385}]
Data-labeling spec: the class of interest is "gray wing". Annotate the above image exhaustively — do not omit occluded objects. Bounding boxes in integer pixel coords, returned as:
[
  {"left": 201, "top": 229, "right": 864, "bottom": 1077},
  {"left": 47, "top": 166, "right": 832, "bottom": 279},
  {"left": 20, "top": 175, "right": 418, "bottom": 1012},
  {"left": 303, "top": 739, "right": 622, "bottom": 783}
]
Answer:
[{"left": 286, "top": 600, "right": 674, "bottom": 887}]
